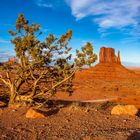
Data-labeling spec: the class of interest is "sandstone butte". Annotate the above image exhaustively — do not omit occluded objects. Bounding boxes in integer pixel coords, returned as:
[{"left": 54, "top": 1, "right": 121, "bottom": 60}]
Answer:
[
  {"left": 99, "top": 47, "right": 121, "bottom": 64},
  {"left": 76, "top": 47, "right": 139, "bottom": 80}
]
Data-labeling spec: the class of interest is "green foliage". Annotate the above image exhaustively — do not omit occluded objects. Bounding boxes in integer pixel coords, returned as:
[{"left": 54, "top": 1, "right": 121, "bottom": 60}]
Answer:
[
  {"left": 0, "top": 13, "right": 97, "bottom": 106},
  {"left": 74, "top": 42, "right": 97, "bottom": 67},
  {"left": 8, "top": 13, "right": 41, "bottom": 68}
]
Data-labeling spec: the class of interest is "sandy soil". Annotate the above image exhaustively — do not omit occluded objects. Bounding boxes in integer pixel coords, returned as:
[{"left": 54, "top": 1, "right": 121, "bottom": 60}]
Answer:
[
  {"left": 0, "top": 66, "right": 140, "bottom": 140},
  {"left": 54, "top": 66, "right": 140, "bottom": 107},
  {"left": 127, "top": 67, "right": 140, "bottom": 75},
  {"left": 0, "top": 105, "right": 140, "bottom": 140}
]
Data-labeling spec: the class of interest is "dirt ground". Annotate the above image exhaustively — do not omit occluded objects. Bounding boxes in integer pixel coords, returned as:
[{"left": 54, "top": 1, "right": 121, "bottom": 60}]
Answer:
[
  {"left": 0, "top": 104, "right": 140, "bottom": 140},
  {"left": 54, "top": 67, "right": 140, "bottom": 107},
  {"left": 0, "top": 66, "right": 140, "bottom": 140}
]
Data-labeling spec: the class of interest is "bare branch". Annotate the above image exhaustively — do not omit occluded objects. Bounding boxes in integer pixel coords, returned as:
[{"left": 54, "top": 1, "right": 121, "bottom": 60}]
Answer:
[
  {"left": 0, "top": 75, "right": 10, "bottom": 86},
  {"left": 47, "top": 70, "right": 76, "bottom": 95}
]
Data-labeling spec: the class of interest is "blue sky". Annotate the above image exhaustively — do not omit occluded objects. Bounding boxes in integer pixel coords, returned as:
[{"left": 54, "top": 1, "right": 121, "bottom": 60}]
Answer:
[{"left": 0, "top": 0, "right": 140, "bottom": 66}]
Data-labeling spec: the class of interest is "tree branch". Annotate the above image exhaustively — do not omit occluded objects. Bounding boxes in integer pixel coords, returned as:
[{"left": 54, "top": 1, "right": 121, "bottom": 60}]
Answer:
[{"left": 0, "top": 75, "right": 10, "bottom": 86}]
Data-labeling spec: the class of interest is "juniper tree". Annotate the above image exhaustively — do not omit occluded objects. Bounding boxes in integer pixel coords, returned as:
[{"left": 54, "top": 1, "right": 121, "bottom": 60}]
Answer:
[
  {"left": 0, "top": 14, "right": 97, "bottom": 106},
  {"left": 74, "top": 42, "right": 97, "bottom": 67}
]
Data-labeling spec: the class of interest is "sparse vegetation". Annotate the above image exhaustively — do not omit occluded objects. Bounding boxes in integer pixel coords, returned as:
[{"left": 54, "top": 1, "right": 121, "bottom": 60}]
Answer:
[{"left": 0, "top": 13, "right": 97, "bottom": 106}]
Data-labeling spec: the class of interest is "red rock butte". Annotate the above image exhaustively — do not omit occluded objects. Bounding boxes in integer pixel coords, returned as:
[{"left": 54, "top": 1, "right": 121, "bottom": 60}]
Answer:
[
  {"left": 76, "top": 47, "right": 138, "bottom": 80},
  {"left": 99, "top": 47, "right": 121, "bottom": 64}
]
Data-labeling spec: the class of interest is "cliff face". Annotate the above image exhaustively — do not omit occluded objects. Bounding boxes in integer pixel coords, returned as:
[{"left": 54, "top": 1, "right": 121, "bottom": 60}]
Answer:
[{"left": 99, "top": 47, "right": 121, "bottom": 64}]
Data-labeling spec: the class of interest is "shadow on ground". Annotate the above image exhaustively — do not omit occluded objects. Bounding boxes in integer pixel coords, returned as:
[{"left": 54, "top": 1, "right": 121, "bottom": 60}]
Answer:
[
  {"left": 127, "top": 131, "right": 140, "bottom": 140},
  {"left": 36, "top": 108, "right": 60, "bottom": 116}
]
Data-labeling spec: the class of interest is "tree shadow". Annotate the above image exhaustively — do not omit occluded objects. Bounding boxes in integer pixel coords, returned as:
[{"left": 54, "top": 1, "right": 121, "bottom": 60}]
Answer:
[
  {"left": 45, "top": 99, "right": 116, "bottom": 109},
  {"left": 45, "top": 99, "right": 89, "bottom": 109},
  {"left": 0, "top": 94, "right": 9, "bottom": 107},
  {"left": 46, "top": 99, "right": 74, "bottom": 108},
  {"left": 35, "top": 108, "right": 60, "bottom": 116},
  {"left": 136, "top": 110, "right": 140, "bottom": 117},
  {"left": 127, "top": 131, "right": 140, "bottom": 140}
]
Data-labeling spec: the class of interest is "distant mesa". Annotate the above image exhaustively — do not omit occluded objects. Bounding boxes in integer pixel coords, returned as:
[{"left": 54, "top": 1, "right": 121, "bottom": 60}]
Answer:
[{"left": 8, "top": 57, "right": 17, "bottom": 64}]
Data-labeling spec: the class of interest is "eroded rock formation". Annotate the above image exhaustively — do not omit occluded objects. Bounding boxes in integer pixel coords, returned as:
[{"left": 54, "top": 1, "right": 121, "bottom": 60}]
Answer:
[
  {"left": 99, "top": 47, "right": 121, "bottom": 64},
  {"left": 77, "top": 46, "right": 138, "bottom": 80},
  {"left": 8, "top": 57, "right": 16, "bottom": 64}
]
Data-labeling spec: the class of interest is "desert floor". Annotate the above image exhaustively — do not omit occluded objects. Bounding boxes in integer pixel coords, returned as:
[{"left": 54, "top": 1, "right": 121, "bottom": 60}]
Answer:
[
  {"left": 54, "top": 67, "right": 140, "bottom": 107},
  {"left": 0, "top": 67, "right": 140, "bottom": 140},
  {"left": 0, "top": 105, "right": 140, "bottom": 140}
]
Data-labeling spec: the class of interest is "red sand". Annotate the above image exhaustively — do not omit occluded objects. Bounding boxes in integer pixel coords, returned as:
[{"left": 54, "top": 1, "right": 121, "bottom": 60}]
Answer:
[{"left": 54, "top": 65, "right": 140, "bottom": 107}]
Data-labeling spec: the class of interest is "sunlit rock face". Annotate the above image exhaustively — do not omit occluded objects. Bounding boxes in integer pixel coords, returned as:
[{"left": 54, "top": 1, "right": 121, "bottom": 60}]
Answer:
[
  {"left": 77, "top": 47, "right": 138, "bottom": 80},
  {"left": 99, "top": 47, "right": 121, "bottom": 64}
]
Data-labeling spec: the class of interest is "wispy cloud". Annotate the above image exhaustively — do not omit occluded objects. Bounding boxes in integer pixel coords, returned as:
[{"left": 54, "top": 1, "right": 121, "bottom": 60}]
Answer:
[
  {"left": 0, "top": 38, "right": 9, "bottom": 43},
  {"left": 38, "top": 3, "right": 53, "bottom": 8},
  {"left": 34, "top": 0, "right": 66, "bottom": 9},
  {"left": 35, "top": 0, "right": 53, "bottom": 8},
  {"left": 66, "top": 0, "right": 140, "bottom": 29}
]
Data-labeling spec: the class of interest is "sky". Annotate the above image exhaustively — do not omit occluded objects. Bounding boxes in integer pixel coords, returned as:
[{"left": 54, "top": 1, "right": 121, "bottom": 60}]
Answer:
[{"left": 0, "top": 0, "right": 140, "bottom": 66}]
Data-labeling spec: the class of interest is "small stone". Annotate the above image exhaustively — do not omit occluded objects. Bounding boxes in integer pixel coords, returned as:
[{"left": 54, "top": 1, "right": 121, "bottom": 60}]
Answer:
[
  {"left": 12, "top": 109, "right": 17, "bottom": 112},
  {"left": 65, "top": 119, "right": 70, "bottom": 123},
  {"left": 83, "top": 136, "right": 91, "bottom": 140},
  {"left": 84, "top": 108, "right": 90, "bottom": 112},
  {"left": 111, "top": 105, "right": 139, "bottom": 116},
  {"left": 26, "top": 108, "right": 45, "bottom": 119}
]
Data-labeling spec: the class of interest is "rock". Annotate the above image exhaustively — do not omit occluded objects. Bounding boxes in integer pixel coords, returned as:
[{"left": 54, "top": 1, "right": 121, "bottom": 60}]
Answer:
[
  {"left": 82, "top": 136, "right": 91, "bottom": 140},
  {"left": 99, "top": 47, "right": 121, "bottom": 64},
  {"left": 111, "top": 105, "right": 139, "bottom": 116},
  {"left": 26, "top": 108, "right": 45, "bottom": 119}
]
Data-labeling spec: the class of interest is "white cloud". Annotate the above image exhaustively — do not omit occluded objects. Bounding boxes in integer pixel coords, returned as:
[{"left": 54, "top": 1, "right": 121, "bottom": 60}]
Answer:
[
  {"left": 66, "top": 0, "right": 140, "bottom": 29},
  {"left": 36, "top": 0, "right": 53, "bottom": 8},
  {"left": 38, "top": 3, "right": 53, "bottom": 8},
  {"left": 0, "top": 39, "right": 9, "bottom": 43}
]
